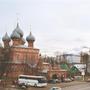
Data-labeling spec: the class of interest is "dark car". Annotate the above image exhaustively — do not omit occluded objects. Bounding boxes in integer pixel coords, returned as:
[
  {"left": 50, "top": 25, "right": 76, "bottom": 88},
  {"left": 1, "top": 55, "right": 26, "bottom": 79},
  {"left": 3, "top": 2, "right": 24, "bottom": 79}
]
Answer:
[{"left": 48, "top": 79, "right": 57, "bottom": 84}]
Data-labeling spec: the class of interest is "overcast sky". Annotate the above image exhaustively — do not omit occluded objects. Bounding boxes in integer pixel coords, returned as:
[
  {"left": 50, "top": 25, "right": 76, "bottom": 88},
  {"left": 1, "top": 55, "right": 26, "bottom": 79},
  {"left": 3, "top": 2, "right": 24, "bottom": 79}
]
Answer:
[{"left": 0, "top": 0, "right": 90, "bottom": 56}]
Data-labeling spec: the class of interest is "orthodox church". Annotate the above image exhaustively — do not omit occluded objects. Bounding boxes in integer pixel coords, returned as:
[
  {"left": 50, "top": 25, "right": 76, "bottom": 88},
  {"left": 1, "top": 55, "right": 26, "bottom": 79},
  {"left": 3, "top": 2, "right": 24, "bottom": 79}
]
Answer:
[
  {"left": 0, "top": 23, "right": 68, "bottom": 82},
  {"left": 0, "top": 23, "right": 40, "bottom": 79}
]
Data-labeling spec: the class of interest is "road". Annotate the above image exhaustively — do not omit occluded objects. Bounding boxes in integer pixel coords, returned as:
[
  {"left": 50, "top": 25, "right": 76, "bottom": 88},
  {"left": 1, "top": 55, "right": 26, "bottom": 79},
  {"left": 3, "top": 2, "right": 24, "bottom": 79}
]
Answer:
[
  {"left": 0, "top": 82, "right": 90, "bottom": 90},
  {"left": 62, "top": 83, "right": 90, "bottom": 90}
]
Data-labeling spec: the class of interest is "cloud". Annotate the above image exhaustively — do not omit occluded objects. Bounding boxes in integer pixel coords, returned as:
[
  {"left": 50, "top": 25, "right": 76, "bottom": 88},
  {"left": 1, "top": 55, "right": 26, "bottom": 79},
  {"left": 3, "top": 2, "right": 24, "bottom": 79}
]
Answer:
[{"left": 0, "top": 0, "right": 90, "bottom": 56}]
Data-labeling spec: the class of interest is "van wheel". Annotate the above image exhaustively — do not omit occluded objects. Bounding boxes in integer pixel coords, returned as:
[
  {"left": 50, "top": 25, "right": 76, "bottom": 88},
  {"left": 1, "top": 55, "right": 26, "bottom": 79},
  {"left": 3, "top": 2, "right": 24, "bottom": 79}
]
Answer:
[
  {"left": 34, "top": 84, "right": 37, "bottom": 87},
  {"left": 21, "top": 85, "right": 27, "bottom": 89}
]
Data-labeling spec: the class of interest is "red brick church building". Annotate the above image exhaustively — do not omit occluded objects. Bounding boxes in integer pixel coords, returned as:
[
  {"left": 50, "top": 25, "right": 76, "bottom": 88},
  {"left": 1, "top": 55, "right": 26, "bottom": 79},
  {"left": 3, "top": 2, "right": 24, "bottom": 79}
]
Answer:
[{"left": 0, "top": 23, "right": 40, "bottom": 79}]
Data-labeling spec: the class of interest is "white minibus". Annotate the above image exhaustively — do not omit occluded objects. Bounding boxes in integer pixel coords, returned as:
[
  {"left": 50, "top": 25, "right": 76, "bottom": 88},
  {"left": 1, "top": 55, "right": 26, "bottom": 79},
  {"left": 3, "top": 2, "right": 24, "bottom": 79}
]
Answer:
[{"left": 18, "top": 75, "right": 47, "bottom": 87}]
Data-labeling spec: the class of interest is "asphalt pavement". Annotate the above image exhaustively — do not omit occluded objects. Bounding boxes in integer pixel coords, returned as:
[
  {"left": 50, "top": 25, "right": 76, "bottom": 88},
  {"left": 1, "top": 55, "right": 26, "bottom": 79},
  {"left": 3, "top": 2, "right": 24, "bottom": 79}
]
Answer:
[
  {"left": 62, "top": 82, "right": 90, "bottom": 90},
  {"left": 0, "top": 81, "right": 89, "bottom": 90}
]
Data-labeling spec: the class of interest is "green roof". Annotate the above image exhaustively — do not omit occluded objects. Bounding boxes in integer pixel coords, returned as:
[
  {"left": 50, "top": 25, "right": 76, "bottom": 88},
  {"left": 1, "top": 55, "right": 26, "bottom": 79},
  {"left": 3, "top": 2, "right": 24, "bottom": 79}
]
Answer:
[
  {"left": 70, "top": 66, "right": 79, "bottom": 74},
  {"left": 60, "top": 63, "right": 70, "bottom": 71}
]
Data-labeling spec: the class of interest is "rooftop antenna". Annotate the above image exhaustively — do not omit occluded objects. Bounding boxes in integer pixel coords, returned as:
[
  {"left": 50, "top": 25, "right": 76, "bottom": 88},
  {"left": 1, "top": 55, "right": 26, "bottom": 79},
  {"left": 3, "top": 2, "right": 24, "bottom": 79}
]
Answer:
[
  {"left": 16, "top": 13, "right": 20, "bottom": 24},
  {"left": 30, "top": 24, "right": 32, "bottom": 31}
]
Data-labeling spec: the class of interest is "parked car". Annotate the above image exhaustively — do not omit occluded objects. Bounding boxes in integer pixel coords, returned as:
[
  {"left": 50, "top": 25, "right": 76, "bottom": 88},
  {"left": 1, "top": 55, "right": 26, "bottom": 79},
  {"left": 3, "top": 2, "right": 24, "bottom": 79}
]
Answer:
[
  {"left": 55, "top": 79, "right": 61, "bottom": 83},
  {"left": 49, "top": 87, "right": 61, "bottom": 90},
  {"left": 48, "top": 79, "right": 57, "bottom": 84},
  {"left": 70, "top": 77, "right": 74, "bottom": 81},
  {"left": 86, "top": 78, "right": 90, "bottom": 82},
  {"left": 48, "top": 79, "right": 61, "bottom": 84},
  {"left": 64, "top": 78, "right": 72, "bottom": 82}
]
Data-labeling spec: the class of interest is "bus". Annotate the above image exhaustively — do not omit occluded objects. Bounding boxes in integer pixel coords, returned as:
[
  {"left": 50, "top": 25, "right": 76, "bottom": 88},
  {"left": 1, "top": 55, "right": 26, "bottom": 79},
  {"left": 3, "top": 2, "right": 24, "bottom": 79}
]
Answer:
[{"left": 18, "top": 75, "right": 47, "bottom": 87}]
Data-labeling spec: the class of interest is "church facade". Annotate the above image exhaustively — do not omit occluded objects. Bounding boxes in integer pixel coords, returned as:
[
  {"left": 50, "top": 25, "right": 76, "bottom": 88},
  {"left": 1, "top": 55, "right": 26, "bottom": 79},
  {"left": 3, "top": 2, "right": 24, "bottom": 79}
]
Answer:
[{"left": 0, "top": 23, "right": 40, "bottom": 79}]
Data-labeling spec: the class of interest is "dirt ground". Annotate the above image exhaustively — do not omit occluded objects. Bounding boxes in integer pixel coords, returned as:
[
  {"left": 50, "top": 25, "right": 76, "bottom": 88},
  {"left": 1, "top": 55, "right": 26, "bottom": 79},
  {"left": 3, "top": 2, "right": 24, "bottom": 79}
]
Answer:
[{"left": 0, "top": 81, "right": 87, "bottom": 90}]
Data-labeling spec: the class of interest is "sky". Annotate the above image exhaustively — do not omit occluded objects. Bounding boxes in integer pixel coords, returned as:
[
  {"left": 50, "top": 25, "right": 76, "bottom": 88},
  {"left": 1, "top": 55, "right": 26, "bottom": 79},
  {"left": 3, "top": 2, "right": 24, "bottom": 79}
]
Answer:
[{"left": 0, "top": 0, "right": 90, "bottom": 56}]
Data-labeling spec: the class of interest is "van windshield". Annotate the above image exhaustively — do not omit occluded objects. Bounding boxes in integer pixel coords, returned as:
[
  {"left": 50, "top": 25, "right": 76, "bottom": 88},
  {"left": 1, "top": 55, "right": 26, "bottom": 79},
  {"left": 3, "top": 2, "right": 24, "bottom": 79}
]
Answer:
[{"left": 38, "top": 78, "right": 47, "bottom": 83}]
